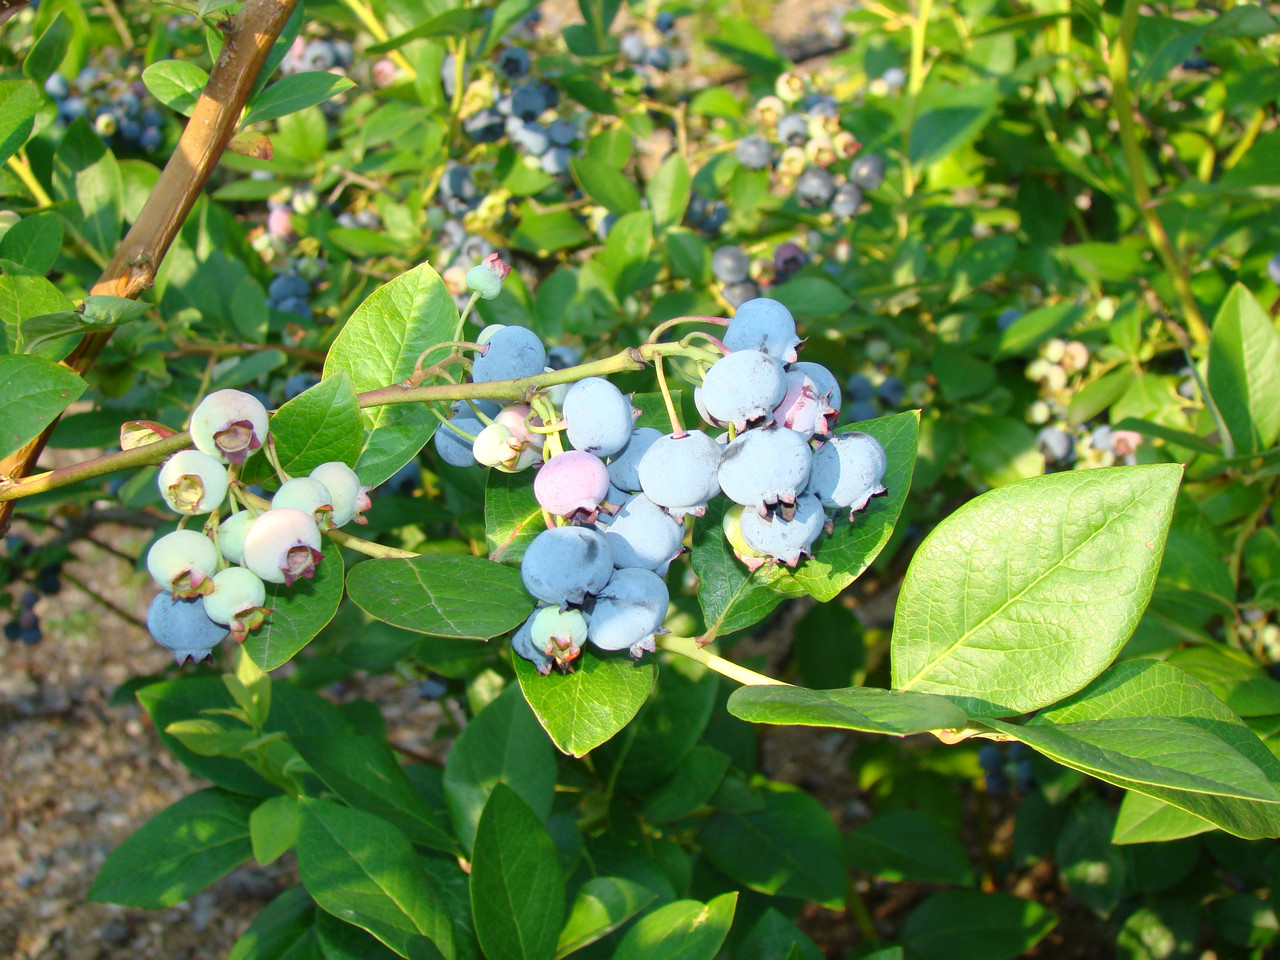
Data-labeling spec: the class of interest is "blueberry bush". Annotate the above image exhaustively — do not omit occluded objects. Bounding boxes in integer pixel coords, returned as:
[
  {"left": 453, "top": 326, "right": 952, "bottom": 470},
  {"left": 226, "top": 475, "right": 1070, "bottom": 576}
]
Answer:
[{"left": 3, "top": 0, "right": 1280, "bottom": 956}]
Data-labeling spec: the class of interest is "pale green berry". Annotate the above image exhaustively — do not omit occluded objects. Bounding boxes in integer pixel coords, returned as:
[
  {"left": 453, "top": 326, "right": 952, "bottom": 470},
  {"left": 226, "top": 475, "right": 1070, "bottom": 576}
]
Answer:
[
  {"left": 190, "top": 389, "right": 270, "bottom": 465},
  {"left": 530, "top": 606, "right": 589, "bottom": 665},
  {"left": 217, "top": 510, "right": 255, "bottom": 565},
  {"left": 309, "top": 462, "right": 371, "bottom": 526},
  {"left": 203, "top": 567, "right": 270, "bottom": 643},
  {"left": 242, "top": 508, "right": 323, "bottom": 585},
  {"left": 147, "top": 529, "right": 219, "bottom": 598},
  {"left": 272, "top": 477, "right": 334, "bottom": 530},
  {"left": 158, "top": 450, "right": 229, "bottom": 516}
]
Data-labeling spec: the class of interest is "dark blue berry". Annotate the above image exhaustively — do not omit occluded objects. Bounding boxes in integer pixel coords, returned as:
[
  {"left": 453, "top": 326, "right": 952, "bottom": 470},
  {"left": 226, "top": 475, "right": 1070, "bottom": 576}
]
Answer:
[
  {"left": 795, "top": 167, "right": 836, "bottom": 207},
  {"left": 711, "top": 246, "right": 750, "bottom": 284},
  {"left": 498, "top": 47, "right": 530, "bottom": 79},
  {"left": 735, "top": 134, "right": 772, "bottom": 170}
]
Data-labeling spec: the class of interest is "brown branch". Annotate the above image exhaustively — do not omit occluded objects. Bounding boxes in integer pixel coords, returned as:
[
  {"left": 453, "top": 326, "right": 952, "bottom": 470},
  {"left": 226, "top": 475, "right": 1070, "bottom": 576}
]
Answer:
[{"left": 0, "top": 0, "right": 300, "bottom": 536}]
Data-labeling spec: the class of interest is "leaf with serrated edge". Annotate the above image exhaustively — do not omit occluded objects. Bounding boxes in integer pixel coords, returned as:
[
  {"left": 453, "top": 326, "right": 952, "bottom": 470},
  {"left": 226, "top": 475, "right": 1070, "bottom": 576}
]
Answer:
[
  {"left": 346, "top": 555, "right": 533, "bottom": 639},
  {"left": 728, "top": 685, "right": 967, "bottom": 735},
  {"left": 514, "top": 649, "right": 655, "bottom": 757},
  {"left": 986, "top": 660, "right": 1280, "bottom": 840},
  {"left": 892, "top": 464, "right": 1182, "bottom": 717},
  {"left": 323, "top": 264, "right": 459, "bottom": 487}
]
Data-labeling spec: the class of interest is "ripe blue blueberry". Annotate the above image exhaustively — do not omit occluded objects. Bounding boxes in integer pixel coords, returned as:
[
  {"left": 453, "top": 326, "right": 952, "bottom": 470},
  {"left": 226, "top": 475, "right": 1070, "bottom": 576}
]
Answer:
[
  {"left": 1036, "top": 426, "right": 1074, "bottom": 464},
  {"left": 435, "top": 399, "right": 501, "bottom": 467},
  {"left": 700, "top": 350, "right": 789, "bottom": 425},
  {"left": 795, "top": 166, "right": 836, "bottom": 207},
  {"left": 607, "top": 426, "right": 662, "bottom": 493},
  {"left": 512, "top": 611, "right": 554, "bottom": 674},
  {"left": 498, "top": 47, "right": 531, "bottom": 79},
  {"left": 521, "top": 526, "right": 614, "bottom": 605},
  {"left": 147, "top": 592, "right": 229, "bottom": 664},
  {"left": 540, "top": 146, "right": 574, "bottom": 175},
  {"left": 723, "top": 298, "right": 802, "bottom": 363},
  {"left": 849, "top": 153, "right": 885, "bottom": 190},
  {"left": 877, "top": 376, "right": 906, "bottom": 407},
  {"left": 601, "top": 493, "right": 685, "bottom": 574},
  {"left": 563, "top": 377, "right": 636, "bottom": 457},
  {"left": 807, "top": 431, "right": 887, "bottom": 519},
  {"left": 620, "top": 32, "right": 647, "bottom": 62},
  {"left": 586, "top": 568, "right": 669, "bottom": 658},
  {"left": 719, "top": 426, "right": 813, "bottom": 514},
  {"left": 471, "top": 325, "right": 547, "bottom": 383},
  {"left": 711, "top": 245, "right": 751, "bottom": 284},
  {"left": 735, "top": 134, "right": 772, "bottom": 170},
  {"left": 637, "top": 430, "right": 723, "bottom": 517},
  {"left": 830, "top": 182, "right": 862, "bottom": 218},
  {"left": 723, "top": 280, "right": 760, "bottom": 308},
  {"left": 739, "top": 492, "right": 825, "bottom": 566},
  {"left": 1268, "top": 253, "right": 1280, "bottom": 285},
  {"left": 777, "top": 113, "right": 809, "bottom": 145}
]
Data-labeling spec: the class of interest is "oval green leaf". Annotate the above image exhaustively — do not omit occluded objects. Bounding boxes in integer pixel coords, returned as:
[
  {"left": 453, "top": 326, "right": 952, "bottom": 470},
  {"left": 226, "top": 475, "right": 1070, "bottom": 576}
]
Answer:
[
  {"left": 610, "top": 893, "right": 737, "bottom": 960},
  {"left": 346, "top": 554, "right": 533, "bottom": 640},
  {"left": 244, "top": 541, "right": 344, "bottom": 671},
  {"left": 728, "top": 684, "right": 968, "bottom": 736},
  {"left": 892, "top": 464, "right": 1182, "bottom": 717},
  {"left": 0, "top": 354, "right": 86, "bottom": 459}
]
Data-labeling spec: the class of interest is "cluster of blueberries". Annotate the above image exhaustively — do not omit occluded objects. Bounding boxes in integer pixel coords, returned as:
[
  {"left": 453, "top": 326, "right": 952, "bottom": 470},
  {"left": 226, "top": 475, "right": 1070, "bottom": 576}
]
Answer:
[
  {"left": 978, "top": 742, "right": 1035, "bottom": 796},
  {"left": 618, "top": 11, "right": 683, "bottom": 73},
  {"left": 267, "top": 269, "right": 316, "bottom": 321},
  {"left": 44, "top": 61, "right": 165, "bottom": 153},
  {"left": 433, "top": 293, "right": 888, "bottom": 672},
  {"left": 710, "top": 240, "right": 828, "bottom": 308},
  {"left": 732, "top": 79, "right": 886, "bottom": 220},
  {"left": 145, "top": 389, "right": 371, "bottom": 663},
  {"left": 2, "top": 537, "right": 62, "bottom": 646}
]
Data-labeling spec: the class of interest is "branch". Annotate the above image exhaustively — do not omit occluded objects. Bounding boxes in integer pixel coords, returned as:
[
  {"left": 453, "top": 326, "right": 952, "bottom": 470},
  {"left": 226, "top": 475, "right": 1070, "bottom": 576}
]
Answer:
[{"left": 0, "top": 0, "right": 300, "bottom": 536}]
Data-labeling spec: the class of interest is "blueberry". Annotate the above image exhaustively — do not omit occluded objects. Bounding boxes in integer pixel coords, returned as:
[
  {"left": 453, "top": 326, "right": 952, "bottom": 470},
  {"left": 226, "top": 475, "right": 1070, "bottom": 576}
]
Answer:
[
  {"left": 157, "top": 450, "right": 229, "bottom": 516},
  {"left": 1036, "top": 426, "right": 1074, "bottom": 464},
  {"left": 722, "top": 280, "right": 760, "bottom": 308},
  {"left": 795, "top": 166, "right": 836, "bottom": 207},
  {"left": 35, "top": 564, "right": 61, "bottom": 596},
  {"left": 735, "top": 134, "right": 773, "bottom": 170},
  {"left": 269, "top": 272, "right": 310, "bottom": 302},
  {"left": 546, "top": 119, "right": 577, "bottom": 147},
  {"left": 17, "top": 609, "right": 41, "bottom": 645},
  {"left": 147, "top": 593, "right": 228, "bottom": 664},
  {"left": 511, "top": 83, "right": 551, "bottom": 121},
  {"left": 606, "top": 426, "right": 662, "bottom": 493},
  {"left": 724, "top": 298, "right": 802, "bottom": 363},
  {"left": 304, "top": 39, "right": 336, "bottom": 71},
  {"left": 790, "top": 361, "right": 842, "bottom": 413},
  {"left": 242, "top": 507, "right": 324, "bottom": 586},
  {"left": 996, "top": 308, "right": 1022, "bottom": 331},
  {"left": 521, "top": 526, "right": 614, "bottom": 605},
  {"left": 586, "top": 568, "right": 669, "bottom": 657},
  {"left": 773, "top": 369, "right": 837, "bottom": 439},
  {"left": 147, "top": 529, "right": 219, "bottom": 598},
  {"left": 1267, "top": 253, "right": 1280, "bottom": 286},
  {"left": 655, "top": 11, "right": 676, "bottom": 34},
  {"left": 203, "top": 567, "right": 269, "bottom": 643},
  {"left": 1181, "top": 56, "right": 1212, "bottom": 71},
  {"left": 463, "top": 108, "right": 506, "bottom": 143},
  {"left": 3, "top": 620, "right": 18, "bottom": 642},
  {"left": 808, "top": 431, "right": 888, "bottom": 519},
  {"left": 459, "top": 234, "right": 495, "bottom": 263},
  {"left": 534, "top": 450, "right": 611, "bottom": 519},
  {"left": 540, "top": 145, "right": 574, "bottom": 175},
  {"left": 700, "top": 349, "right": 789, "bottom": 425},
  {"left": 877, "top": 376, "right": 906, "bottom": 407},
  {"left": 190, "top": 388, "right": 270, "bottom": 465},
  {"left": 645, "top": 47, "right": 672, "bottom": 71},
  {"left": 711, "top": 245, "right": 751, "bottom": 284},
  {"left": 620, "top": 32, "right": 647, "bottom": 62},
  {"left": 739, "top": 492, "right": 825, "bottom": 566},
  {"left": 498, "top": 47, "right": 531, "bottom": 79},
  {"left": 284, "top": 372, "right": 320, "bottom": 402},
  {"left": 472, "top": 325, "right": 547, "bottom": 383},
  {"left": 546, "top": 345, "right": 580, "bottom": 370},
  {"left": 601, "top": 493, "right": 685, "bottom": 574},
  {"left": 512, "top": 121, "right": 551, "bottom": 156},
  {"left": 511, "top": 610, "right": 554, "bottom": 674},
  {"left": 383, "top": 458, "right": 422, "bottom": 496},
  {"left": 719, "top": 426, "right": 814, "bottom": 513},
  {"left": 777, "top": 113, "right": 809, "bottom": 146},
  {"left": 637, "top": 430, "right": 723, "bottom": 517},
  {"left": 139, "top": 127, "right": 164, "bottom": 152},
  {"left": 43, "top": 72, "right": 69, "bottom": 100},
  {"left": 882, "top": 67, "right": 907, "bottom": 90},
  {"left": 276, "top": 297, "right": 312, "bottom": 319},
  {"left": 849, "top": 153, "right": 885, "bottom": 190},
  {"left": 773, "top": 242, "right": 806, "bottom": 281},
  {"left": 434, "top": 399, "right": 501, "bottom": 467},
  {"left": 563, "top": 377, "right": 636, "bottom": 458},
  {"left": 829, "top": 182, "right": 862, "bottom": 218},
  {"left": 418, "top": 674, "right": 449, "bottom": 699},
  {"left": 531, "top": 606, "right": 590, "bottom": 665},
  {"left": 20, "top": 590, "right": 38, "bottom": 609},
  {"left": 273, "top": 476, "right": 337, "bottom": 531}
]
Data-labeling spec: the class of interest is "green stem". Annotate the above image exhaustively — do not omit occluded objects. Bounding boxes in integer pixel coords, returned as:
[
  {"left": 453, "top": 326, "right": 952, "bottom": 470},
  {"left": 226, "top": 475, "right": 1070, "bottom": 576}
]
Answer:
[
  {"left": 657, "top": 635, "right": 788, "bottom": 687},
  {"left": 1109, "top": 0, "right": 1208, "bottom": 344}
]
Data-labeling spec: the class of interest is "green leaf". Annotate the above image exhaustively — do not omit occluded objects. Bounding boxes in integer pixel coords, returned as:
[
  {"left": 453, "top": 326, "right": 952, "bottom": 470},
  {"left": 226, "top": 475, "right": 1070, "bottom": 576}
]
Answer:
[
  {"left": 0, "top": 273, "right": 75, "bottom": 354},
  {"left": 88, "top": 788, "right": 255, "bottom": 907},
  {"left": 899, "top": 890, "right": 1056, "bottom": 960},
  {"left": 227, "top": 886, "right": 320, "bottom": 960},
  {"left": 728, "top": 684, "right": 967, "bottom": 735},
  {"left": 443, "top": 684, "right": 555, "bottom": 855},
  {"left": 324, "top": 264, "right": 459, "bottom": 487},
  {"left": 485, "top": 470, "right": 542, "bottom": 565},
  {"left": 142, "top": 59, "right": 209, "bottom": 117},
  {"left": 0, "top": 211, "right": 63, "bottom": 275},
  {"left": 986, "top": 660, "right": 1280, "bottom": 839},
  {"left": 82, "top": 294, "right": 151, "bottom": 325},
  {"left": 770, "top": 277, "right": 854, "bottom": 319},
  {"left": 23, "top": 12, "right": 72, "bottom": 85},
  {"left": 736, "top": 910, "right": 823, "bottom": 960},
  {"left": 346, "top": 555, "right": 533, "bottom": 640},
  {"left": 511, "top": 205, "right": 592, "bottom": 255},
  {"left": 1166, "top": 645, "right": 1280, "bottom": 718},
  {"left": 994, "top": 303, "right": 1084, "bottom": 360},
  {"left": 846, "top": 810, "right": 974, "bottom": 884},
  {"left": 570, "top": 156, "right": 641, "bottom": 216},
  {"left": 706, "top": 15, "right": 784, "bottom": 77},
  {"left": 641, "top": 746, "right": 731, "bottom": 823},
  {"left": 244, "top": 372, "right": 362, "bottom": 484},
  {"left": 908, "top": 82, "right": 999, "bottom": 168},
  {"left": 317, "top": 911, "right": 409, "bottom": 959},
  {"left": 250, "top": 795, "right": 302, "bottom": 866},
  {"left": 1207, "top": 284, "right": 1280, "bottom": 456},
  {"left": 892, "top": 464, "right": 1182, "bottom": 717},
  {"left": 292, "top": 735, "right": 457, "bottom": 854},
  {"left": 963, "top": 415, "right": 1044, "bottom": 487},
  {"left": 52, "top": 116, "right": 122, "bottom": 260},
  {"left": 367, "top": 8, "right": 488, "bottom": 53},
  {"left": 297, "top": 798, "right": 453, "bottom": 959},
  {"left": 788, "top": 412, "right": 919, "bottom": 601},
  {"left": 699, "top": 783, "right": 846, "bottom": 906},
  {"left": 0, "top": 354, "right": 85, "bottom": 459},
  {"left": 555, "top": 877, "right": 656, "bottom": 958},
  {"left": 610, "top": 893, "right": 737, "bottom": 960},
  {"left": 470, "top": 784, "right": 565, "bottom": 960},
  {"left": 514, "top": 648, "right": 655, "bottom": 757},
  {"left": 244, "top": 541, "right": 344, "bottom": 670},
  {"left": 0, "top": 79, "right": 39, "bottom": 167},
  {"left": 1112, "top": 791, "right": 1215, "bottom": 844},
  {"left": 646, "top": 153, "right": 690, "bottom": 235},
  {"left": 599, "top": 210, "right": 653, "bottom": 301},
  {"left": 243, "top": 71, "right": 356, "bottom": 126},
  {"left": 1055, "top": 795, "right": 1127, "bottom": 917}
]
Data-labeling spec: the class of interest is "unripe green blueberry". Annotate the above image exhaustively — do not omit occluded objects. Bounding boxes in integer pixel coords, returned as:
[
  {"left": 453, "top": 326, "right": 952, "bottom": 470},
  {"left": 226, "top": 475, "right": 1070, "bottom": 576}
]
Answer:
[
  {"left": 147, "top": 529, "right": 219, "bottom": 598},
  {"left": 472, "top": 422, "right": 539, "bottom": 472},
  {"left": 158, "top": 450, "right": 229, "bottom": 515},
  {"left": 309, "top": 462, "right": 371, "bottom": 527},
  {"left": 203, "top": 567, "right": 270, "bottom": 643},
  {"left": 530, "top": 606, "right": 589, "bottom": 666},
  {"left": 272, "top": 476, "right": 335, "bottom": 531},
  {"left": 465, "top": 252, "right": 511, "bottom": 300},
  {"left": 217, "top": 510, "right": 255, "bottom": 564},
  {"left": 190, "top": 389, "right": 270, "bottom": 465},
  {"left": 242, "top": 507, "right": 323, "bottom": 585}
]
